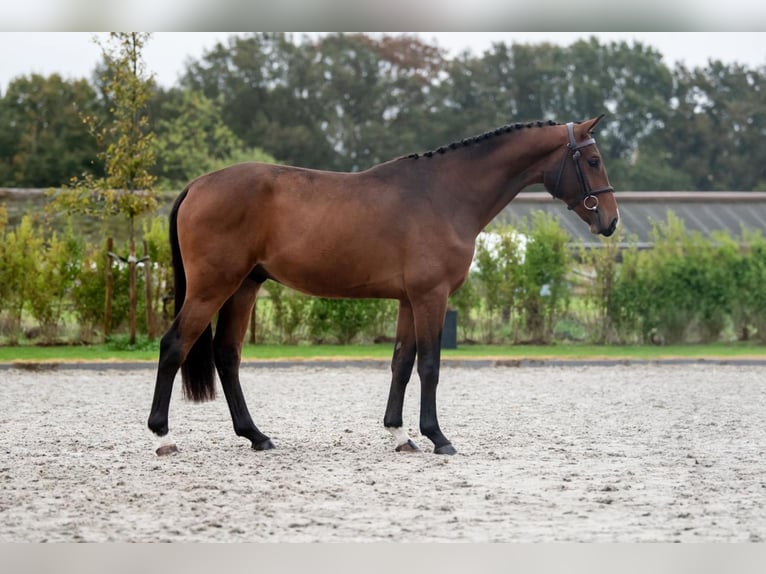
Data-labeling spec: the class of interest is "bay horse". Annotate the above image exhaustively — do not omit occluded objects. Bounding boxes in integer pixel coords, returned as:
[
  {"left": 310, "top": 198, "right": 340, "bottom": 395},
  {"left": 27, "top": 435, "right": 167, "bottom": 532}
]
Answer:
[{"left": 148, "top": 115, "right": 618, "bottom": 456}]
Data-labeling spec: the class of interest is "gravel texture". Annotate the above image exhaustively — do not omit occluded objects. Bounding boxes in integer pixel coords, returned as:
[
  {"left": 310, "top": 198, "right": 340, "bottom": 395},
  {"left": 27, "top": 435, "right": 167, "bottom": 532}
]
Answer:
[{"left": 1, "top": 364, "right": 765, "bottom": 542}]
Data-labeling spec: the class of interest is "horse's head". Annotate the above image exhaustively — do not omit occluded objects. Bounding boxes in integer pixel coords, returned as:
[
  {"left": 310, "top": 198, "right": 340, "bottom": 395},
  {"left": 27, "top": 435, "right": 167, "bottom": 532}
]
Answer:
[{"left": 543, "top": 115, "right": 619, "bottom": 237}]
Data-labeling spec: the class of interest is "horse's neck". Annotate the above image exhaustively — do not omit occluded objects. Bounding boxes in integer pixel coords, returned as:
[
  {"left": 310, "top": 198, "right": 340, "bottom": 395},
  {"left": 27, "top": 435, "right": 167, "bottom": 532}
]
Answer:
[{"left": 440, "top": 128, "right": 560, "bottom": 235}]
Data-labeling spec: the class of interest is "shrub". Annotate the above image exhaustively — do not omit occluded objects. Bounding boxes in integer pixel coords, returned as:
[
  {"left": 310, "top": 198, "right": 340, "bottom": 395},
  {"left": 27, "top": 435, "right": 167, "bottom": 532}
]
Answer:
[
  {"left": 517, "top": 211, "right": 572, "bottom": 343},
  {"left": 577, "top": 230, "right": 625, "bottom": 343},
  {"left": 473, "top": 227, "right": 526, "bottom": 342},
  {"left": 643, "top": 214, "right": 738, "bottom": 343},
  {"left": 448, "top": 275, "right": 480, "bottom": 342},
  {"left": 307, "top": 298, "right": 394, "bottom": 344},
  {"left": 0, "top": 214, "right": 44, "bottom": 343},
  {"left": 28, "top": 222, "right": 85, "bottom": 342},
  {"left": 607, "top": 241, "right": 651, "bottom": 343},
  {"left": 142, "top": 215, "right": 174, "bottom": 333},
  {"left": 733, "top": 229, "right": 766, "bottom": 342},
  {"left": 266, "top": 282, "right": 313, "bottom": 344}
]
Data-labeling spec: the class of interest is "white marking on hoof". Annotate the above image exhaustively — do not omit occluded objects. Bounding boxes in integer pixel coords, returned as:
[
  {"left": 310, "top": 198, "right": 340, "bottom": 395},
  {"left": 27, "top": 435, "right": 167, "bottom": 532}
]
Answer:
[
  {"left": 386, "top": 426, "right": 412, "bottom": 449},
  {"left": 153, "top": 432, "right": 178, "bottom": 456}
]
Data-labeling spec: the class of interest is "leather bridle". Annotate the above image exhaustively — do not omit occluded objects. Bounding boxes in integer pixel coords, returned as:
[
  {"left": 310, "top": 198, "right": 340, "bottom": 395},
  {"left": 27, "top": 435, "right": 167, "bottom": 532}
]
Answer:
[{"left": 551, "top": 122, "right": 614, "bottom": 211}]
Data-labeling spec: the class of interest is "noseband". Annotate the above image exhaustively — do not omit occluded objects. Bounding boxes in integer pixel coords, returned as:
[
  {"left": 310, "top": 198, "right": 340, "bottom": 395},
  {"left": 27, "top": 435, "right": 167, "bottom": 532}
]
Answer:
[{"left": 552, "top": 122, "right": 614, "bottom": 211}]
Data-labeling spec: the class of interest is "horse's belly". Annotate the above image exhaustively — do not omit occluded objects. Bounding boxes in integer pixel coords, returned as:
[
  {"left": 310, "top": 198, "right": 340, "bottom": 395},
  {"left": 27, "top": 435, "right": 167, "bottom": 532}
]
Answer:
[
  {"left": 264, "top": 254, "right": 404, "bottom": 300},
  {"left": 273, "top": 270, "right": 404, "bottom": 299}
]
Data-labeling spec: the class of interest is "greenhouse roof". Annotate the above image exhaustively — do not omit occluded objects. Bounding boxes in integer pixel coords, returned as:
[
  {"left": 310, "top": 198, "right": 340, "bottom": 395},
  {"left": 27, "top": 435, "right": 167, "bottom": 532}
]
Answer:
[{"left": 499, "top": 191, "right": 766, "bottom": 247}]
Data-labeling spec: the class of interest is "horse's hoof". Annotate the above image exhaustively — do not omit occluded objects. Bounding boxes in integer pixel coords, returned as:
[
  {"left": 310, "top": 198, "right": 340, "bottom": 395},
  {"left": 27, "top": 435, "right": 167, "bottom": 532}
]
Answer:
[
  {"left": 395, "top": 439, "right": 422, "bottom": 453},
  {"left": 156, "top": 443, "right": 179, "bottom": 456},
  {"left": 434, "top": 443, "right": 457, "bottom": 455},
  {"left": 253, "top": 438, "right": 276, "bottom": 451}
]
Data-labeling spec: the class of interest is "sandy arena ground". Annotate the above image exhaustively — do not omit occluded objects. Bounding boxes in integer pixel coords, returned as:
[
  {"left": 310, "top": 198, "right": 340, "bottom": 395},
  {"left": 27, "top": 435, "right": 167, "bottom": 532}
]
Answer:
[{"left": 1, "top": 363, "right": 765, "bottom": 542}]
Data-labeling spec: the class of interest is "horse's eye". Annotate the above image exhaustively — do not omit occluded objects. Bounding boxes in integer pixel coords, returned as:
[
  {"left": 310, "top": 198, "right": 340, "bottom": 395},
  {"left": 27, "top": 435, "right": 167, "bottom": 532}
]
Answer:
[{"left": 588, "top": 157, "right": 600, "bottom": 168}]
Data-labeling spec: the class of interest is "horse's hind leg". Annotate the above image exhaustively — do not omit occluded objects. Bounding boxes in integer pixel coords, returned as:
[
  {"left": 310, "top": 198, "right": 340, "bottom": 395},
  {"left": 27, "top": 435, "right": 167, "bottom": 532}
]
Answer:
[
  {"left": 148, "top": 297, "right": 225, "bottom": 455},
  {"left": 383, "top": 299, "right": 420, "bottom": 452},
  {"left": 214, "top": 278, "right": 274, "bottom": 451}
]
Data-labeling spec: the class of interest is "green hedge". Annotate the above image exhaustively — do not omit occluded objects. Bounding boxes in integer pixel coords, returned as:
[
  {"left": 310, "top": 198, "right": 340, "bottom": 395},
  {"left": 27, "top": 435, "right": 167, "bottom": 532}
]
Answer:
[{"left": 2, "top": 205, "right": 766, "bottom": 346}]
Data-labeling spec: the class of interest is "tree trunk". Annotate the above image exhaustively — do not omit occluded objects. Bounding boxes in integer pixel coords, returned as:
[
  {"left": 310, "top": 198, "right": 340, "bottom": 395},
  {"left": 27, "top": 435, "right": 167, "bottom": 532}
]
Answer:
[
  {"left": 104, "top": 237, "right": 113, "bottom": 340},
  {"left": 129, "top": 238, "right": 137, "bottom": 345},
  {"left": 144, "top": 240, "right": 153, "bottom": 340}
]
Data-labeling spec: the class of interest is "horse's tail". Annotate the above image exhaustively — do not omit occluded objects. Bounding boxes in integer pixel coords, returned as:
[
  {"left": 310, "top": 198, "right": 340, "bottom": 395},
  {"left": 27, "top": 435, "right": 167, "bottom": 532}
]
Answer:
[{"left": 171, "top": 187, "right": 216, "bottom": 403}]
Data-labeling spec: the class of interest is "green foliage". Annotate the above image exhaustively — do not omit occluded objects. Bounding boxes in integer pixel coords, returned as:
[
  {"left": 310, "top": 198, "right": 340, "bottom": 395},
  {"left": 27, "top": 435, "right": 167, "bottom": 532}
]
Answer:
[
  {"left": 142, "top": 216, "right": 174, "bottom": 331},
  {"left": 473, "top": 227, "right": 526, "bottom": 342},
  {"left": 3, "top": 206, "right": 766, "bottom": 347},
  {"left": 28, "top": 222, "right": 85, "bottom": 342},
  {"left": 732, "top": 229, "right": 766, "bottom": 342},
  {"left": 105, "top": 333, "right": 159, "bottom": 352},
  {"left": 69, "top": 243, "right": 116, "bottom": 342},
  {"left": 602, "top": 213, "right": 743, "bottom": 344},
  {"left": 152, "top": 89, "right": 276, "bottom": 189},
  {"left": 602, "top": 241, "right": 648, "bottom": 343},
  {"left": 204, "top": 147, "right": 277, "bottom": 174},
  {"left": 607, "top": 155, "right": 695, "bottom": 192},
  {"left": 637, "top": 214, "right": 734, "bottom": 342},
  {"left": 47, "top": 33, "right": 157, "bottom": 244},
  {"left": 98, "top": 33, "right": 157, "bottom": 200},
  {"left": 3, "top": 34, "right": 766, "bottom": 191},
  {"left": 518, "top": 211, "right": 572, "bottom": 343},
  {"left": 307, "top": 298, "right": 394, "bottom": 344},
  {"left": 577, "top": 231, "right": 625, "bottom": 343},
  {"left": 471, "top": 212, "right": 571, "bottom": 344},
  {"left": 448, "top": 276, "right": 480, "bottom": 342},
  {"left": 265, "top": 282, "right": 313, "bottom": 344},
  {"left": 263, "top": 283, "right": 395, "bottom": 345},
  {"left": 0, "top": 215, "right": 42, "bottom": 341},
  {"left": 4, "top": 28, "right": 766, "bottom": 346},
  {"left": 0, "top": 74, "right": 103, "bottom": 187}
]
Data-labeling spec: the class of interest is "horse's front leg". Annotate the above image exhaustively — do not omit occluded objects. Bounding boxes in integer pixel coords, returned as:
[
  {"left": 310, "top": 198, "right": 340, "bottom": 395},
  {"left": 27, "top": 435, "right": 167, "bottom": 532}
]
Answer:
[
  {"left": 412, "top": 290, "right": 457, "bottom": 455},
  {"left": 383, "top": 299, "right": 420, "bottom": 452}
]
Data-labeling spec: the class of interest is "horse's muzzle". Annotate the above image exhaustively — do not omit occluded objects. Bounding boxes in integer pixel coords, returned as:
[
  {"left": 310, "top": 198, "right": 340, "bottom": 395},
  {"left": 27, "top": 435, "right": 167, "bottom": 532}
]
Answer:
[{"left": 599, "top": 217, "right": 619, "bottom": 237}]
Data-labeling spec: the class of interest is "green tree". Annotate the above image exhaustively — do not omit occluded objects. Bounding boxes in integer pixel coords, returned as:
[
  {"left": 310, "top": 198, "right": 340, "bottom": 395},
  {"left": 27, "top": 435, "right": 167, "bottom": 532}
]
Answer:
[
  {"left": 312, "top": 33, "right": 447, "bottom": 170},
  {"left": 649, "top": 61, "right": 766, "bottom": 191},
  {"left": 0, "top": 74, "right": 102, "bottom": 186},
  {"left": 182, "top": 33, "right": 337, "bottom": 170},
  {"left": 182, "top": 33, "right": 447, "bottom": 171},
  {"left": 49, "top": 32, "right": 158, "bottom": 343},
  {"left": 152, "top": 89, "right": 275, "bottom": 189}
]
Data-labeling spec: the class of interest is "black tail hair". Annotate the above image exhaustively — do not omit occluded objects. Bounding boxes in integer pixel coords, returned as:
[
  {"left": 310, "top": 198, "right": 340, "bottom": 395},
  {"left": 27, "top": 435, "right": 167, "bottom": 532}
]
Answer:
[{"left": 170, "top": 188, "right": 216, "bottom": 402}]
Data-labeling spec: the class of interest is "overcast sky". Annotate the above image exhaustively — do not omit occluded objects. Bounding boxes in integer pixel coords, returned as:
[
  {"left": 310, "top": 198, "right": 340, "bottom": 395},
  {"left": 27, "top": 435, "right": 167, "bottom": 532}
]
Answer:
[{"left": 1, "top": 32, "right": 765, "bottom": 93}]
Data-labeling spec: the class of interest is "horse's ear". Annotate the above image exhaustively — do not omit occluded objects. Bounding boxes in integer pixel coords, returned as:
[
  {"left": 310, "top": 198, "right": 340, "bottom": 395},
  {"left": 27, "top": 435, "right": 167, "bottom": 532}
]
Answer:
[{"left": 585, "top": 114, "right": 606, "bottom": 132}]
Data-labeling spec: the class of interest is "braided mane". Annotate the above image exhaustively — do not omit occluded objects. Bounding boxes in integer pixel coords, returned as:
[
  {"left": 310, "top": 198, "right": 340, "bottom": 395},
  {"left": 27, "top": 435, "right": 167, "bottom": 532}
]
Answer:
[{"left": 404, "top": 119, "right": 560, "bottom": 160}]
